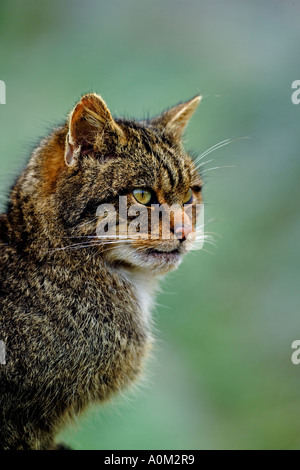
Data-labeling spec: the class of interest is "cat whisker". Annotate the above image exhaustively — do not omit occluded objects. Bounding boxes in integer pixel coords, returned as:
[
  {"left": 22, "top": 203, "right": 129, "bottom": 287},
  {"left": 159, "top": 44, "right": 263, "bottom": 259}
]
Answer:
[
  {"left": 76, "top": 217, "right": 98, "bottom": 229},
  {"left": 195, "top": 158, "right": 214, "bottom": 169},
  {"left": 71, "top": 235, "right": 131, "bottom": 240},
  {"left": 202, "top": 165, "right": 236, "bottom": 174},
  {"left": 193, "top": 232, "right": 216, "bottom": 241},
  {"left": 200, "top": 164, "right": 236, "bottom": 174},
  {"left": 193, "top": 239, "right": 217, "bottom": 248},
  {"left": 48, "top": 242, "right": 96, "bottom": 253},
  {"left": 192, "top": 246, "right": 216, "bottom": 255},
  {"left": 47, "top": 239, "right": 134, "bottom": 254},
  {"left": 191, "top": 136, "right": 250, "bottom": 172},
  {"left": 193, "top": 139, "right": 233, "bottom": 166},
  {"left": 99, "top": 240, "right": 133, "bottom": 245}
]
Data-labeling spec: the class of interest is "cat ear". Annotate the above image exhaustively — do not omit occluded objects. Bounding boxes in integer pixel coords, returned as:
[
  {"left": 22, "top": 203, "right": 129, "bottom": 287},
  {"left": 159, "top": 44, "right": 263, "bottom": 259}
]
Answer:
[
  {"left": 151, "top": 95, "right": 202, "bottom": 141},
  {"left": 65, "top": 93, "right": 124, "bottom": 166}
]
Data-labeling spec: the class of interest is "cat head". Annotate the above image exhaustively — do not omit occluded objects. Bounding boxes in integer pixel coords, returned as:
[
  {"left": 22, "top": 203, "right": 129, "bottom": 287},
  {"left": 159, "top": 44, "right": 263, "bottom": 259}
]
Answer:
[{"left": 43, "top": 93, "right": 203, "bottom": 275}]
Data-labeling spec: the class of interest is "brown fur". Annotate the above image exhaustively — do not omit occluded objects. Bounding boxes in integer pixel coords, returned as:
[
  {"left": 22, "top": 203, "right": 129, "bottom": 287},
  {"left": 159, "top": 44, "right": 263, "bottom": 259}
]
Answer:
[{"left": 0, "top": 93, "right": 202, "bottom": 449}]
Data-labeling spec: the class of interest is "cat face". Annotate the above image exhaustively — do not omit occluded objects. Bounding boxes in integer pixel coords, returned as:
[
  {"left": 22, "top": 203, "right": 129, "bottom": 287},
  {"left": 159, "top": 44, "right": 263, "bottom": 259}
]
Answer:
[{"left": 57, "top": 93, "right": 203, "bottom": 275}]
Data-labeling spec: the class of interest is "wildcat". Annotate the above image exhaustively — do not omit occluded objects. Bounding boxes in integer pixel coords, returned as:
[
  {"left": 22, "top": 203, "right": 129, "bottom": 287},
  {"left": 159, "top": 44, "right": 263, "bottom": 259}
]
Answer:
[{"left": 0, "top": 92, "right": 203, "bottom": 449}]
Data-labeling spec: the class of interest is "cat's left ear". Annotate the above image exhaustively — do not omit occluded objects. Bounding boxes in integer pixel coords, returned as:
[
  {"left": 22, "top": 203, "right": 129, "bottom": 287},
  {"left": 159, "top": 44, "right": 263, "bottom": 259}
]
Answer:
[
  {"left": 151, "top": 95, "right": 202, "bottom": 142},
  {"left": 65, "top": 93, "right": 124, "bottom": 166}
]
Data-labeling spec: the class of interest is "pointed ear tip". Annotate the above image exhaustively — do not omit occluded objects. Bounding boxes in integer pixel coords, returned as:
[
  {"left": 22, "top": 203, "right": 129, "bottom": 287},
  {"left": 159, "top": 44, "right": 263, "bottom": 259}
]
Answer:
[
  {"left": 69, "top": 93, "right": 98, "bottom": 114},
  {"left": 80, "top": 92, "right": 105, "bottom": 104},
  {"left": 191, "top": 94, "right": 202, "bottom": 105},
  {"left": 69, "top": 92, "right": 110, "bottom": 119}
]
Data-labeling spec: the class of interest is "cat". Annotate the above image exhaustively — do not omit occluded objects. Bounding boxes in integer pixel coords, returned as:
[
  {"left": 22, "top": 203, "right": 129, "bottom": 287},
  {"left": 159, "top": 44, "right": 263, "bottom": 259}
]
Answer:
[{"left": 0, "top": 92, "right": 203, "bottom": 449}]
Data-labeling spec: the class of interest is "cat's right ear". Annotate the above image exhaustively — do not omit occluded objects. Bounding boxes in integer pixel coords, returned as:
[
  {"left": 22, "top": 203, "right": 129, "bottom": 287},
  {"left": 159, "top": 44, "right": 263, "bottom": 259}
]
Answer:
[{"left": 64, "top": 93, "right": 124, "bottom": 167}]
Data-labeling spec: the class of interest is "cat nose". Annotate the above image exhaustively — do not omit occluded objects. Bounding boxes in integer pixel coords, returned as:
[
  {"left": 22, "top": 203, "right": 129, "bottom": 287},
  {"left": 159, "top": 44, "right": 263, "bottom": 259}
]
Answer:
[{"left": 174, "top": 224, "right": 193, "bottom": 241}]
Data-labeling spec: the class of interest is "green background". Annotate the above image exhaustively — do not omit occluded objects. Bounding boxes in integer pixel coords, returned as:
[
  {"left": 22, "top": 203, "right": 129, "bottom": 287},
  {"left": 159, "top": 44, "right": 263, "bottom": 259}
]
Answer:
[{"left": 0, "top": 0, "right": 300, "bottom": 450}]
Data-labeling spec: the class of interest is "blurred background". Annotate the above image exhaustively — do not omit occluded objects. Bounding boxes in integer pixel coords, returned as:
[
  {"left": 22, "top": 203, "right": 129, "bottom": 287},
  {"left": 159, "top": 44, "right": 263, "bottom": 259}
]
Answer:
[{"left": 0, "top": 0, "right": 299, "bottom": 450}]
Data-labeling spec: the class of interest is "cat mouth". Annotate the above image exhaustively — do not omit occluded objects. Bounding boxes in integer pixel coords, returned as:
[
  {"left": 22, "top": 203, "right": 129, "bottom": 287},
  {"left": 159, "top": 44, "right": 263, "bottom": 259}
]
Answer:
[
  {"left": 134, "top": 246, "right": 182, "bottom": 273},
  {"left": 145, "top": 247, "right": 181, "bottom": 260},
  {"left": 102, "top": 243, "right": 184, "bottom": 274}
]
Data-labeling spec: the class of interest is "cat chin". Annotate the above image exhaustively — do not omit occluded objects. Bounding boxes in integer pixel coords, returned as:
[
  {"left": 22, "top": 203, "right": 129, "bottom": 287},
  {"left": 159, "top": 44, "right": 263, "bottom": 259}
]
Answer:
[
  {"left": 135, "top": 249, "right": 183, "bottom": 274},
  {"left": 102, "top": 243, "right": 184, "bottom": 275}
]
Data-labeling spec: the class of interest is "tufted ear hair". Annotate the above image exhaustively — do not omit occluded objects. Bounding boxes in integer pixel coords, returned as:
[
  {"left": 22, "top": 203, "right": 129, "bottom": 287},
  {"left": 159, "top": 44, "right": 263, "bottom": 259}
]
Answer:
[
  {"left": 150, "top": 95, "right": 202, "bottom": 141},
  {"left": 65, "top": 93, "right": 124, "bottom": 166}
]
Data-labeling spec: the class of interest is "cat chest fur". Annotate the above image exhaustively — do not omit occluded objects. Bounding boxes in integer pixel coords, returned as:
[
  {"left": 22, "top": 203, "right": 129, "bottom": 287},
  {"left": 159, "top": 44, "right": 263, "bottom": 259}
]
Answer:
[{"left": 51, "top": 268, "right": 153, "bottom": 404}]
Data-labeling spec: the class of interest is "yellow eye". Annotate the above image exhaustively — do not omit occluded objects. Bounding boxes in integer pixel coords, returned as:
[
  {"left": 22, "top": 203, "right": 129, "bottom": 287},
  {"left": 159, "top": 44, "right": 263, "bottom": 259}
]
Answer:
[
  {"left": 183, "top": 188, "right": 193, "bottom": 205},
  {"left": 132, "top": 188, "right": 153, "bottom": 205}
]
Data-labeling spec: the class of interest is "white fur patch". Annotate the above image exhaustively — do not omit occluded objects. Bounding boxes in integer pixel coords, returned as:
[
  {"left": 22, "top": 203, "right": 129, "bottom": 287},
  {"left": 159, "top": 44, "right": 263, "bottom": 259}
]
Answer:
[{"left": 118, "top": 269, "right": 157, "bottom": 328}]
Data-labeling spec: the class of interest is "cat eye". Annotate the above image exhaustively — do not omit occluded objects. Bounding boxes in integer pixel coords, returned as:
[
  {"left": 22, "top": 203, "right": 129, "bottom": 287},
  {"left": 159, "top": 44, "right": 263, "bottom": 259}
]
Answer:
[
  {"left": 132, "top": 188, "right": 153, "bottom": 206},
  {"left": 183, "top": 188, "right": 193, "bottom": 205}
]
